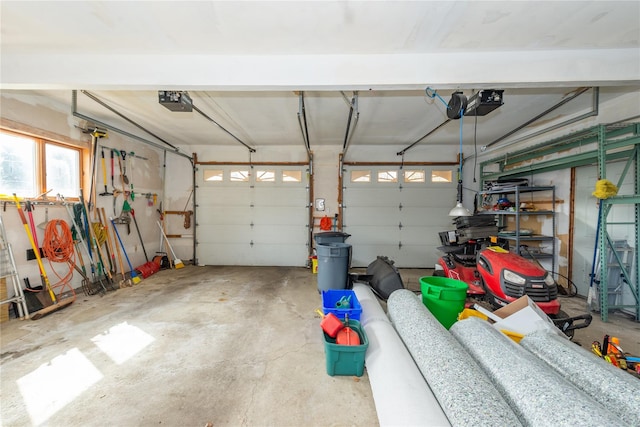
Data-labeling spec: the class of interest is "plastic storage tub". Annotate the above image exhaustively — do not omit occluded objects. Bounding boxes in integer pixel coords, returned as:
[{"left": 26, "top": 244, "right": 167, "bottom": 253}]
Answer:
[
  {"left": 322, "top": 289, "right": 362, "bottom": 321},
  {"left": 323, "top": 319, "right": 368, "bottom": 376},
  {"left": 420, "top": 276, "right": 468, "bottom": 329}
]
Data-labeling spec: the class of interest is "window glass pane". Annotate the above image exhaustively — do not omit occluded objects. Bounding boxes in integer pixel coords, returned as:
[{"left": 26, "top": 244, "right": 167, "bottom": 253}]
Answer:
[
  {"left": 204, "top": 170, "right": 223, "bottom": 182},
  {"left": 377, "top": 170, "right": 398, "bottom": 183},
  {"left": 432, "top": 170, "right": 453, "bottom": 183},
  {"left": 404, "top": 170, "right": 425, "bottom": 183},
  {"left": 0, "top": 132, "right": 36, "bottom": 196},
  {"left": 46, "top": 144, "right": 79, "bottom": 197},
  {"left": 282, "top": 170, "right": 302, "bottom": 183},
  {"left": 256, "top": 170, "right": 275, "bottom": 182},
  {"left": 230, "top": 170, "right": 250, "bottom": 182},
  {"left": 350, "top": 170, "right": 370, "bottom": 183}
]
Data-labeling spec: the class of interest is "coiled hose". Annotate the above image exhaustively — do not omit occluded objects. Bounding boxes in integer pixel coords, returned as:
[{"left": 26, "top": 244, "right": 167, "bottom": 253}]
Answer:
[{"left": 42, "top": 219, "right": 77, "bottom": 300}]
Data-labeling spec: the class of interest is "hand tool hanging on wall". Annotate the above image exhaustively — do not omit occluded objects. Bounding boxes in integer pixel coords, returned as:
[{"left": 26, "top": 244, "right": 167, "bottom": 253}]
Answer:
[
  {"left": 61, "top": 196, "right": 104, "bottom": 295},
  {"left": 99, "top": 207, "right": 122, "bottom": 287},
  {"left": 110, "top": 148, "right": 115, "bottom": 191},
  {"left": 121, "top": 200, "right": 132, "bottom": 234},
  {"left": 96, "top": 207, "right": 116, "bottom": 277},
  {"left": 106, "top": 208, "right": 129, "bottom": 287},
  {"left": 88, "top": 129, "right": 107, "bottom": 212},
  {"left": 24, "top": 201, "right": 40, "bottom": 254},
  {"left": 14, "top": 195, "right": 56, "bottom": 303},
  {"left": 131, "top": 209, "right": 149, "bottom": 262},
  {"left": 110, "top": 217, "right": 141, "bottom": 285},
  {"left": 99, "top": 147, "right": 113, "bottom": 197},
  {"left": 80, "top": 192, "right": 115, "bottom": 290},
  {"left": 120, "top": 150, "right": 130, "bottom": 185},
  {"left": 129, "top": 151, "right": 135, "bottom": 199},
  {"left": 73, "top": 237, "right": 92, "bottom": 295},
  {"left": 14, "top": 195, "right": 74, "bottom": 319}
]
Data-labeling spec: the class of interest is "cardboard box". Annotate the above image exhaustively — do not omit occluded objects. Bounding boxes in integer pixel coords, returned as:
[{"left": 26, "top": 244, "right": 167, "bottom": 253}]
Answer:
[{"left": 476, "top": 295, "right": 565, "bottom": 338}]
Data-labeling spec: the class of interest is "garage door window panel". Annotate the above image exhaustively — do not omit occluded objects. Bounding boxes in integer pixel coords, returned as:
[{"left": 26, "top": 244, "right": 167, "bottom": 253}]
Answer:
[
  {"left": 403, "top": 170, "right": 426, "bottom": 183},
  {"left": 230, "top": 170, "right": 250, "bottom": 182},
  {"left": 203, "top": 170, "right": 224, "bottom": 182},
  {"left": 432, "top": 170, "right": 453, "bottom": 183},
  {"left": 283, "top": 170, "right": 302, "bottom": 183},
  {"left": 350, "top": 170, "right": 371, "bottom": 183},
  {"left": 256, "top": 170, "right": 275, "bottom": 183},
  {"left": 377, "top": 170, "right": 398, "bottom": 183}
]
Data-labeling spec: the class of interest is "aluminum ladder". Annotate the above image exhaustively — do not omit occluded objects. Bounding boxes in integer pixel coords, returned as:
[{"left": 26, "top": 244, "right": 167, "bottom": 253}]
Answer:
[{"left": 0, "top": 211, "right": 29, "bottom": 320}]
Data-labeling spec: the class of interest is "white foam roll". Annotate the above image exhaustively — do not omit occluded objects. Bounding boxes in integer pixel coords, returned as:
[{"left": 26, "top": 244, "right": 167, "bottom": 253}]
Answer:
[
  {"left": 521, "top": 329, "right": 640, "bottom": 426},
  {"left": 388, "top": 289, "right": 521, "bottom": 427},
  {"left": 450, "top": 316, "right": 625, "bottom": 426}
]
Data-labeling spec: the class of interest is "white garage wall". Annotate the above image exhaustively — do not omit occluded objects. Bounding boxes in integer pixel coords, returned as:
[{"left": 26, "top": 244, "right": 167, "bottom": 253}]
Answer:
[{"left": 1, "top": 92, "right": 166, "bottom": 296}]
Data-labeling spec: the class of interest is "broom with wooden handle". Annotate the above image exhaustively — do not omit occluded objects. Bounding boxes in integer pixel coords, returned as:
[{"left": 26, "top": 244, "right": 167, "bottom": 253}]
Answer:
[{"left": 156, "top": 221, "right": 184, "bottom": 269}]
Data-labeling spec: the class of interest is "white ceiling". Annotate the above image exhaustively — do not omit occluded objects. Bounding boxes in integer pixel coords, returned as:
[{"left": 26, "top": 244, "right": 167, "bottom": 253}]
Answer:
[{"left": 1, "top": 1, "right": 639, "bottom": 152}]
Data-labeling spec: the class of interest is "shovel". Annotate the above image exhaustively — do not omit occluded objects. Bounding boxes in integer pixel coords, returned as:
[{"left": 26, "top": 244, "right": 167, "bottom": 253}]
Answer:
[
  {"left": 120, "top": 150, "right": 130, "bottom": 185},
  {"left": 336, "top": 313, "right": 360, "bottom": 346}
]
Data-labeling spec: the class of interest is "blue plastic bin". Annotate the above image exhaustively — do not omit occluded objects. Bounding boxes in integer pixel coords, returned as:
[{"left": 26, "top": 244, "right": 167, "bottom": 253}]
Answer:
[{"left": 322, "top": 289, "right": 362, "bottom": 321}]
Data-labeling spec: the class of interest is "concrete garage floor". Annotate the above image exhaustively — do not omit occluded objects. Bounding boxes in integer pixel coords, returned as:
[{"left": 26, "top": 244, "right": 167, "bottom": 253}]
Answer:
[
  {"left": 1, "top": 266, "right": 378, "bottom": 426},
  {"left": 2, "top": 266, "right": 639, "bottom": 426}
]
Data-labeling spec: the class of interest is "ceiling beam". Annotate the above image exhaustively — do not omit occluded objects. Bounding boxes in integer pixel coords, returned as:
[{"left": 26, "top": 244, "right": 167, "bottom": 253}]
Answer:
[{"left": 3, "top": 50, "right": 639, "bottom": 91}]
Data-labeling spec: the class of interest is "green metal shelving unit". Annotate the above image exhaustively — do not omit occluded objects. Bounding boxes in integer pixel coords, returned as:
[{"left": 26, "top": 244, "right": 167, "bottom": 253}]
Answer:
[
  {"left": 479, "top": 123, "right": 640, "bottom": 322},
  {"left": 596, "top": 124, "right": 640, "bottom": 321}
]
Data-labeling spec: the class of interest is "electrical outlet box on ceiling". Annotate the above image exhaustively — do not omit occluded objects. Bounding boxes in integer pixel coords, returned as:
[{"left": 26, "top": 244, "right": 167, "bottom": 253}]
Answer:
[
  {"left": 464, "top": 90, "right": 504, "bottom": 116},
  {"left": 158, "top": 91, "right": 193, "bottom": 112}
]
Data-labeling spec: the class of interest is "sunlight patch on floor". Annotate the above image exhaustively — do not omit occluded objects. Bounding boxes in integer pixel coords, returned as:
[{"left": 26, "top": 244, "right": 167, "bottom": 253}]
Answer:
[
  {"left": 91, "top": 321, "right": 156, "bottom": 365},
  {"left": 17, "top": 347, "right": 103, "bottom": 425}
]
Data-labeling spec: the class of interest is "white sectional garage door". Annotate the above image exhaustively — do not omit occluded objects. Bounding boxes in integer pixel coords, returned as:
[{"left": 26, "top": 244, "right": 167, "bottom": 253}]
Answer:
[
  {"left": 196, "top": 166, "right": 309, "bottom": 266},
  {"left": 343, "top": 166, "right": 457, "bottom": 268}
]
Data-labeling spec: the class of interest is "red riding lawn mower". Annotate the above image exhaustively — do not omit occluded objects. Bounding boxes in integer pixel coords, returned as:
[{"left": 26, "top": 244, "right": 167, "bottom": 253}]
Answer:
[{"left": 435, "top": 232, "right": 592, "bottom": 339}]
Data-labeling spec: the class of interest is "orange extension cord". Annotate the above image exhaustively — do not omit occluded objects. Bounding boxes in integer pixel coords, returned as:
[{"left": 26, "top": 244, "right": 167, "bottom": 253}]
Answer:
[{"left": 41, "top": 219, "right": 77, "bottom": 301}]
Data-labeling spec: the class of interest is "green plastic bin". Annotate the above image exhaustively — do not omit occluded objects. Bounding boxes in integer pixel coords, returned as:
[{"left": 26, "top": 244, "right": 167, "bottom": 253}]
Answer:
[
  {"left": 323, "top": 319, "right": 368, "bottom": 376},
  {"left": 420, "top": 276, "right": 469, "bottom": 329}
]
